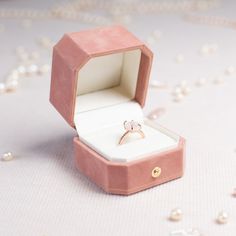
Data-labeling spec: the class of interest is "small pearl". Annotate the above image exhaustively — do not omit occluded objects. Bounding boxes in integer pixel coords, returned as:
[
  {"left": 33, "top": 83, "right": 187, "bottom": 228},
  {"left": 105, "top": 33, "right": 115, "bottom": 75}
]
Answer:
[
  {"left": 195, "top": 77, "right": 207, "bottom": 86},
  {"left": 172, "top": 86, "right": 182, "bottom": 96},
  {"left": 1, "top": 152, "right": 14, "bottom": 161},
  {"left": 225, "top": 66, "right": 235, "bottom": 75},
  {"left": 0, "top": 82, "right": 6, "bottom": 94},
  {"left": 180, "top": 80, "right": 187, "bottom": 87},
  {"left": 38, "top": 64, "right": 50, "bottom": 74},
  {"left": 149, "top": 80, "right": 168, "bottom": 88},
  {"left": 217, "top": 211, "right": 229, "bottom": 224},
  {"left": 169, "top": 208, "right": 183, "bottom": 221},
  {"left": 200, "top": 44, "right": 209, "bottom": 55},
  {"left": 232, "top": 188, "right": 236, "bottom": 197},
  {"left": 209, "top": 43, "right": 218, "bottom": 53},
  {"left": 173, "top": 93, "right": 184, "bottom": 102},
  {"left": 17, "top": 65, "right": 26, "bottom": 76},
  {"left": 213, "top": 76, "right": 224, "bottom": 85},
  {"left": 147, "top": 108, "right": 166, "bottom": 120},
  {"left": 182, "top": 86, "right": 191, "bottom": 95},
  {"left": 8, "top": 70, "right": 19, "bottom": 81},
  {"left": 6, "top": 79, "right": 18, "bottom": 92},
  {"left": 175, "top": 54, "right": 184, "bottom": 64},
  {"left": 28, "top": 64, "right": 38, "bottom": 74},
  {"left": 30, "top": 51, "right": 40, "bottom": 60}
]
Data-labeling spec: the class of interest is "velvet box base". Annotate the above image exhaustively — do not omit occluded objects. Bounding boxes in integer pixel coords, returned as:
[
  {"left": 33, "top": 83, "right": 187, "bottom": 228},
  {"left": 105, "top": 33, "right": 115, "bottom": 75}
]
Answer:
[{"left": 74, "top": 136, "right": 185, "bottom": 195}]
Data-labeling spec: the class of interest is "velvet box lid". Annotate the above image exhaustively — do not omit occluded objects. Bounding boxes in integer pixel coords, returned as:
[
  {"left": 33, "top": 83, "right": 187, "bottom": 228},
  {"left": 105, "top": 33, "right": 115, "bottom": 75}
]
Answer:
[{"left": 50, "top": 25, "right": 153, "bottom": 128}]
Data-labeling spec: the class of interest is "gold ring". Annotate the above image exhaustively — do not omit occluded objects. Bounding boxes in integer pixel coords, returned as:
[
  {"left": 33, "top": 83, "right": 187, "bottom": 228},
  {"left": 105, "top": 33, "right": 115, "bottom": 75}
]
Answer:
[{"left": 118, "top": 120, "right": 145, "bottom": 145}]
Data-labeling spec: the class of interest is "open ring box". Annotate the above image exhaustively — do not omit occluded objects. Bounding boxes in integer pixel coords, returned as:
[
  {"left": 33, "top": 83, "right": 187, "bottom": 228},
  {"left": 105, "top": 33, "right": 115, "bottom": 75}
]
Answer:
[{"left": 50, "top": 25, "right": 185, "bottom": 195}]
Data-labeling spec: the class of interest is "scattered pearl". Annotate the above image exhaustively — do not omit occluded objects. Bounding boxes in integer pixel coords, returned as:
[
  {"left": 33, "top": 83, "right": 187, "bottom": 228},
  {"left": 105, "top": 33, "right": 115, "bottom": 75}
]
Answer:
[
  {"left": 172, "top": 86, "right": 182, "bottom": 96},
  {"left": 200, "top": 43, "right": 218, "bottom": 55},
  {"left": 200, "top": 44, "right": 209, "bottom": 55},
  {"left": 38, "top": 64, "right": 50, "bottom": 74},
  {"left": 232, "top": 188, "right": 236, "bottom": 197},
  {"left": 6, "top": 79, "right": 18, "bottom": 92},
  {"left": 39, "top": 37, "right": 53, "bottom": 48},
  {"left": 182, "top": 86, "right": 191, "bottom": 95},
  {"left": 225, "top": 66, "right": 235, "bottom": 76},
  {"left": 209, "top": 43, "right": 218, "bottom": 53},
  {"left": 1, "top": 152, "right": 14, "bottom": 161},
  {"left": 30, "top": 51, "right": 40, "bottom": 60},
  {"left": 180, "top": 80, "right": 187, "bottom": 87},
  {"left": 195, "top": 77, "right": 207, "bottom": 87},
  {"left": 17, "top": 65, "right": 27, "bottom": 76},
  {"left": 169, "top": 208, "right": 183, "bottom": 221},
  {"left": 175, "top": 54, "right": 184, "bottom": 64},
  {"left": 173, "top": 93, "right": 184, "bottom": 102},
  {"left": 0, "top": 82, "right": 6, "bottom": 94},
  {"left": 28, "top": 64, "right": 38, "bottom": 74},
  {"left": 170, "top": 228, "right": 204, "bottom": 236},
  {"left": 147, "top": 108, "right": 166, "bottom": 120},
  {"left": 8, "top": 70, "right": 19, "bottom": 81},
  {"left": 213, "top": 76, "right": 224, "bottom": 85},
  {"left": 216, "top": 211, "right": 229, "bottom": 224},
  {"left": 149, "top": 80, "right": 168, "bottom": 88}
]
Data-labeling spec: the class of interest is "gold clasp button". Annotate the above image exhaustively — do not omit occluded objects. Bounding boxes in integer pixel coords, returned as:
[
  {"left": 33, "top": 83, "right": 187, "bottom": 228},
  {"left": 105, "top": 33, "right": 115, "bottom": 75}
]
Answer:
[{"left": 152, "top": 167, "right": 161, "bottom": 178}]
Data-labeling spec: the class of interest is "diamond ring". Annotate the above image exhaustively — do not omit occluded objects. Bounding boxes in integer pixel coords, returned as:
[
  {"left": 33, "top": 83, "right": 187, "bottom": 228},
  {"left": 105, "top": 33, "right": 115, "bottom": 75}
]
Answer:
[{"left": 118, "top": 120, "right": 145, "bottom": 145}]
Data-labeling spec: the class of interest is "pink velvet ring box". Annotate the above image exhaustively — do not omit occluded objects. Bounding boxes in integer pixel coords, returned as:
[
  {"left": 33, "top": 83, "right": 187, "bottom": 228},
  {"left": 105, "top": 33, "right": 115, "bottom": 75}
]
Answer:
[{"left": 50, "top": 25, "right": 185, "bottom": 195}]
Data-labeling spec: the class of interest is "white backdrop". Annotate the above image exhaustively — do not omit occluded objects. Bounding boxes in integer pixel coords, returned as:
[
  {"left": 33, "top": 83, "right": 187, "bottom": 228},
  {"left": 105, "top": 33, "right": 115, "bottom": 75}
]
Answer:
[{"left": 0, "top": 1, "right": 236, "bottom": 235}]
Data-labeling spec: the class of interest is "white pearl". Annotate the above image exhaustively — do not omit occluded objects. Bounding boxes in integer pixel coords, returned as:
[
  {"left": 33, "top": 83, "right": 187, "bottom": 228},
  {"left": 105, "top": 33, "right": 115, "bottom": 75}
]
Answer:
[
  {"left": 169, "top": 208, "right": 183, "bottom": 221},
  {"left": 28, "top": 64, "right": 38, "bottom": 74},
  {"left": 180, "top": 80, "right": 187, "bottom": 87},
  {"left": 209, "top": 43, "right": 218, "bottom": 53},
  {"left": 213, "top": 76, "right": 224, "bottom": 85},
  {"left": 6, "top": 79, "right": 18, "bottom": 92},
  {"left": 30, "top": 51, "right": 40, "bottom": 60},
  {"left": 17, "top": 65, "right": 26, "bottom": 76},
  {"left": 0, "top": 82, "right": 6, "bottom": 94},
  {"left": 225, "top": 66, "right": 235, "bottom": 75},
  {"left": 173, "top": 93, "right": 184, "bottom": 102},
  {"left": 39, "top": 37, "right": 51, "bottom": 48},
  {"left": 8, "top": 70, "right": 19, "bottom": 81},
  {"left": 175, "top": 54, "right": 184, "bottom": 63},
  {"left": 1, "top": 152, "right": 14, "bottom": 161},
  {"left": 38, "top": 64, "right": 50, "bottom": 74},
  {"left": 172, "top": 86, "right": 182, "bottom": 96},
  {"left": 195, "top": 77, "right": 207, "bottom": 86},
  {"left": 149, "top": 80, "right": 167, "bottom": 88},
  {"left": 232, "top": 188, "right": 236, "bottom": 197},
  {"left": 200, "top": 44, "right": 209, "bottom": 55},
  {"left": 182, "top": 86, "right": 191, "bottom": 95},
  {"left": 217, "top": 211, "right": 228, "bottom": 224}
]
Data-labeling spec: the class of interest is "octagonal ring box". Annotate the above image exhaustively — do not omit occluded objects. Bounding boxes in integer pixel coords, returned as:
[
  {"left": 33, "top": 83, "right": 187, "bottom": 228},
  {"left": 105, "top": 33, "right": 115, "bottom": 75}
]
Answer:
[{"left": 50, "top": 25, "right": 185, "bottom": 195}]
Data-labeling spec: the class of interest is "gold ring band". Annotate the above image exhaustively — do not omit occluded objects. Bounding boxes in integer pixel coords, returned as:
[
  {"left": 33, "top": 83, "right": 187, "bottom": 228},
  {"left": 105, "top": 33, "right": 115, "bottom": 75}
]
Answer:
[{"left": 118, "top": 120, "right": 145, "bottom": 145}]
